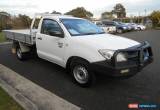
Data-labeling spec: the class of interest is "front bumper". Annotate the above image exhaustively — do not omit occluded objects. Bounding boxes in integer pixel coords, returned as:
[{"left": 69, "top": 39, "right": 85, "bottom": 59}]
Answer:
[
  {"left": 108, "top": 30, "right": 117, "bottom": 34},
  {"left": 91, "top": 41, "right": 153, "bottom": 77},
  {"left": 104, "top": 28, "right": 116, "bottom": 33}
]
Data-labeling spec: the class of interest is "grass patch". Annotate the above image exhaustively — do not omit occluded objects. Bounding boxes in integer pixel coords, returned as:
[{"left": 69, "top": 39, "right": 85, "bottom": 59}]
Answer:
[
  {"left": 0, "top": 32, "right": 6, "bottom": 43},
  {"left": 0, "top": 87, "right": 23, "bottom": 110}
]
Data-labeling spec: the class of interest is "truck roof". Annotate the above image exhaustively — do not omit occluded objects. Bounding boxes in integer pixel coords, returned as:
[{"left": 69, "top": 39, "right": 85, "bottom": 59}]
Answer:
[
  {"left": 33, "top": 13, "right": 83, "bottom": 22},
  {"left": 43, "top": 15, "right": 82, "bottom": 21}
]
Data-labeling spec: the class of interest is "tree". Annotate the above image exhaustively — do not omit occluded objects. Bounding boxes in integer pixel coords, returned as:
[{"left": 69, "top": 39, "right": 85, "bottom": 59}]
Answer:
[
  {"left": 150, "top": 10, "right": 160, "bottom": 27},
  {"left": 12, "top": 14, "right": 31, "bottom": 29},
  {"left": 0, "top": 11, "right": 11, "bottom": 31},
  {"left": 51, "top": 10, "right": 62, "bottom": 14},
  {"left": 18, "top": 14, "right": 32, "bottom": 28},
  {"left": 112, "top": 3, "right": 126, "bottom": 18},
  {"left": 101, "top": 11, "right": 114, "bottom": 19},
  {"left": 65, "top": 7, "right": 93, "bottom": 19}
]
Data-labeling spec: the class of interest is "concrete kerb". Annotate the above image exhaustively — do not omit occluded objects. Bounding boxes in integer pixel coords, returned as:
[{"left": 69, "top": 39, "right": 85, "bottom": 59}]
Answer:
[
  {"left": 0, "top": 64, "right": 82, "bottom": 110},
  {"left": 0, "top": 78, "right": 38, "bottom": 110}
]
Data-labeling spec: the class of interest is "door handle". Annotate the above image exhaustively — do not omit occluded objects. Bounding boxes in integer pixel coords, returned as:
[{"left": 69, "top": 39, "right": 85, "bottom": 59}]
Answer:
[
  {"left": 37, "top": 37, "right": 42, "bottom": 40},
  {"left": 57, "top": 42, "right": 63, "bottom": 48}
]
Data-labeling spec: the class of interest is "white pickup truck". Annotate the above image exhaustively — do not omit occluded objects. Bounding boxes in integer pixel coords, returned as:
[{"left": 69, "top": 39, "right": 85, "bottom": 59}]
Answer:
[{"left": 3, "top": 14, "right": 153, "bottom": 87}]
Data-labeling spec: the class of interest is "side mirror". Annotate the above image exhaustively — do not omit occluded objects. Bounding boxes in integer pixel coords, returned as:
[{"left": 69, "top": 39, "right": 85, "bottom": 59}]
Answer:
[{"left": 48, "top": 30, "right": 64, "bottom": 38}]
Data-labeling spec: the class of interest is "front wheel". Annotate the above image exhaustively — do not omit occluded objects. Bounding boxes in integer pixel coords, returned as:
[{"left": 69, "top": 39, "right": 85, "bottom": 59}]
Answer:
[
  {"left": 117, "top": 28, "right": 123, "bottom": 33},
  {"left": 137, "top": 27, "right": 141, "bottom": 31},
  {"left": 70, "top": 59, "right": 95, "bottom": 87}
]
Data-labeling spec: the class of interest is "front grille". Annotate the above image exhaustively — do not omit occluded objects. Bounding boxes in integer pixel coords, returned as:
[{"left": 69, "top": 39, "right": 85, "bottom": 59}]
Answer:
[
  {"left": 113, "top": 41, "right": 152, "bottom": 68},
  {"left": 118, "top": 51, "right": 139, "bottom": 67},
  {"left": 127, "top": 51, "right": 139, "bottom": 61},
  {"left": 115, "top": 47, "right": 152, "bottom": 67}
]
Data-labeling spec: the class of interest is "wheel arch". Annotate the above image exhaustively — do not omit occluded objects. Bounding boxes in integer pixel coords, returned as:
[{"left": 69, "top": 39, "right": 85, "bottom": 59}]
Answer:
[{"left": 66, "top": 56, "right": 90, "bottom": 70}]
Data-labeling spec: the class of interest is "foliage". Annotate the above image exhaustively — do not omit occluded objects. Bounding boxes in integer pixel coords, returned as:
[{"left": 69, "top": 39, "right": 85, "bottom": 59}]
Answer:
[
  {"left": 0, "top": 12, "right": 32, "bottom": 31},
  {"left": 112, "top": 3, "right": 126, "bottom": 18},
  {"left": 0, "top": 32, "right": 6, "bottom": 42},
  {"left": 65, "top": 7, "right": 93, "bottom": 19},
  {"left": 149, "top": 11, "right": 160, "bottom": 27},
  {"left": 0, "top": 12, "right": 12, "bottom": 31},
  {"left": 12, "top": 14, "right": 32, "bottom": 29},
  {"left": 51, "top": 11, "right": 62, "bottom": 14},
  {"left": 101, "top": 3, "right": 126, "bottom": 19},
  {"left": 101, "top": 11, "right": 114, "bottom": 19},
  {"left": 0, "top": 87, "right": 23, "bottom": 110}
]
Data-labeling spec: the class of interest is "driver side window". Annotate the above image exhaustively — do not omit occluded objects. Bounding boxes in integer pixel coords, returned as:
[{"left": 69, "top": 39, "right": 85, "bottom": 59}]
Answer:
[{"left": 41, "top": 19, "right": 63, "bottom": 36}]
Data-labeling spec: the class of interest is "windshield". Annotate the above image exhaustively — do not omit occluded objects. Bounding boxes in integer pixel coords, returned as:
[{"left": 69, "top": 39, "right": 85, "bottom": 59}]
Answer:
[
  {"left": 61, "top": 18, "right": 105, "bottom": 36},
  {"left": 118, "top": 22, "right": 125, "bottom": 25},
  {"left": 113, "top": 21, "right": 120, "bottom": 25}
]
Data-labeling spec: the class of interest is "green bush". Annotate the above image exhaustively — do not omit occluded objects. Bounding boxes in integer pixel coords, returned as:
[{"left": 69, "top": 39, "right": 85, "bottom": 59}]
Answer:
[
  {"left": 150, "top": 11, "right": 160, "bottom": 27},
  {"left": 0, "top": 32, "right": 6, "bottom": 42}
]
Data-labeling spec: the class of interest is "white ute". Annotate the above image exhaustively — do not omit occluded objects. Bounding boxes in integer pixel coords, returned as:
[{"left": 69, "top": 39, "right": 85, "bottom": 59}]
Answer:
[{"left": 3, "top": 14, "right": 153, "bottom": 87}]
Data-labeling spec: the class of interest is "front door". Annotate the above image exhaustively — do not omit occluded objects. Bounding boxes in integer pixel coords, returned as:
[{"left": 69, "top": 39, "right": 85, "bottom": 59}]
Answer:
[{"left": 36, "top": 19, "right": 65, "bottom": 66}]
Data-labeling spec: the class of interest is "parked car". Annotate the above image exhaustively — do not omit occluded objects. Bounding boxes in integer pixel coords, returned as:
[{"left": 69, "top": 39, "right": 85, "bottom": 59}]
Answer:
[
  {"left": 118, "top": 22, "right": 134, "bottom": 31},
  {"left": 124, "top": 23, "right": 136, "bottom": 31},
  {"left": 102, "top": 20, "right": 128, "bottom": 33},
  {"left": 126, "top": 23, "right": 139, "bottom": 30},
  {"left": 130, "top": 23, "right": 146, "bottom": 31},
  {"left": 3, "top": 14, "right": 153, "bottom": 87},
  {"left": 94, "top": 21, "right": 116, "bottom": 34}
]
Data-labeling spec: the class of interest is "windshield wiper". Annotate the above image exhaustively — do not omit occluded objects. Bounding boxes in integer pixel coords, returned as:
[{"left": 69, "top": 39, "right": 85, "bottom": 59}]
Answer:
[
  {"left": 97, "top": 32, "right": 105, "bottom": 34},
  {"left": 85, "top": 32, "right": 105, "bottom": 35},
  {"left": 85, "top": 33, "right": 97, "bottom": 35}
]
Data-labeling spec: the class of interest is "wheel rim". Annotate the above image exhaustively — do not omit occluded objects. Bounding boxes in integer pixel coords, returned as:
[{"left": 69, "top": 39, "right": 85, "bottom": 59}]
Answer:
[
  {"left": 17, "top": 49, "right": 22, "bottom": 59},
  {"left": 117, "top": 29, "right": 122, "bottom": 33},
  {"left": 73, "top": 65, "right": 89, "bottom": 84}
]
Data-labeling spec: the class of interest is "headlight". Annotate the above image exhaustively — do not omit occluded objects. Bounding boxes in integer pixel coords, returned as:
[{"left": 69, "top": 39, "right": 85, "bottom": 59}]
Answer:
[
  {"left": 116, "top": 52, "right": 127, "bottom": 62},
  {"left": 98, "top": 49, "right": 115, "bottom": 60},
  {"left": 123, "top": 27, "right": 127, "bottom": 29}
]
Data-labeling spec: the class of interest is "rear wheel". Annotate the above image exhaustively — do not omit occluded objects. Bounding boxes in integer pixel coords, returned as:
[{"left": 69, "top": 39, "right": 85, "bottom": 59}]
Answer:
[
  {"left": 16, "top": 46, "right": 26, "bottom": 60},
  {"left": 70, "top": 59, "right": 95, "bottom": 87}
]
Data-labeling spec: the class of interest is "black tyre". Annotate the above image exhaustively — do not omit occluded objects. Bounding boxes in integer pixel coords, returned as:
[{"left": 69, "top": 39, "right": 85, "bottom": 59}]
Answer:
[
  {"left": 70, "top": 59, "right": 96, "bottom": 87},
  {"left": 138, "top": 27, "right": 141, "bottom": 31},
  {"left": 16, "top": 46, "right": 26, "bottom": 60}
]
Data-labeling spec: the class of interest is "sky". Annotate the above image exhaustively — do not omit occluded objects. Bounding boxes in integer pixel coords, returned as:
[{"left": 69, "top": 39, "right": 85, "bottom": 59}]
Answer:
[{"left": 0, "top": 0, "right": 160, "bottom": 18}]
